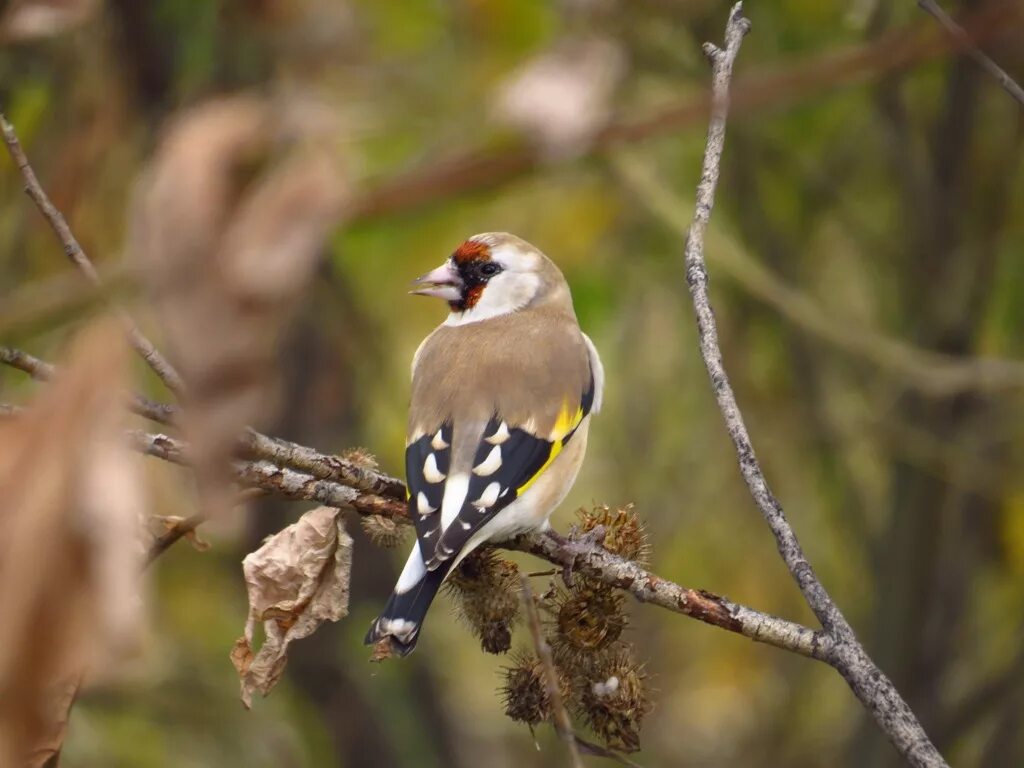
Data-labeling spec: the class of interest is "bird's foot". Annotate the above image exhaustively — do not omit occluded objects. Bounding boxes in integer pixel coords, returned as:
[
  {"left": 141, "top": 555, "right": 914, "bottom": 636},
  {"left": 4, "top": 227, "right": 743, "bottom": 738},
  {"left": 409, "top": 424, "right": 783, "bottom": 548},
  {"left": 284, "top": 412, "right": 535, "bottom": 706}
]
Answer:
[{"left": 546, "top": 524, "right": 607, "bottom": 587}]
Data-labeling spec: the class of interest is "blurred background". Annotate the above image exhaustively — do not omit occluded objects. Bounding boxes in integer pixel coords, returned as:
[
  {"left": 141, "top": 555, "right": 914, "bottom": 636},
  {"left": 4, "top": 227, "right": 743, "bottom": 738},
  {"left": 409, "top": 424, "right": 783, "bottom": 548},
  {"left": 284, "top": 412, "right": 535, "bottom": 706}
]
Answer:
[{"left": 1, "top": 0, "right": 1023, "bottom": 766}]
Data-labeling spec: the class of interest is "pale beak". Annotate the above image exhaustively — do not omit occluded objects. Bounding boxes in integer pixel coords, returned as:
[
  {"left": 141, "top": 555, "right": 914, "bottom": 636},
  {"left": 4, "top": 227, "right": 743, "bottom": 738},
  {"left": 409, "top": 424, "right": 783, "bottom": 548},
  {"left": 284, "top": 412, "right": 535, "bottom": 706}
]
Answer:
[{"left": 410, "top": 261, "right": 463, "bottom": 301}]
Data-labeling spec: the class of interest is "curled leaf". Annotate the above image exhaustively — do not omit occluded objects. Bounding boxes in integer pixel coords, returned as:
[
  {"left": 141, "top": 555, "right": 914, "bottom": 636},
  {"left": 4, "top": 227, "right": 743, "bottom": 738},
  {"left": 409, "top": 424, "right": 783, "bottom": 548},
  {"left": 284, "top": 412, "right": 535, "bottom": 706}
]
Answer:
[{"left": 232, "top": 506, "right": 352, "bottom": 707}]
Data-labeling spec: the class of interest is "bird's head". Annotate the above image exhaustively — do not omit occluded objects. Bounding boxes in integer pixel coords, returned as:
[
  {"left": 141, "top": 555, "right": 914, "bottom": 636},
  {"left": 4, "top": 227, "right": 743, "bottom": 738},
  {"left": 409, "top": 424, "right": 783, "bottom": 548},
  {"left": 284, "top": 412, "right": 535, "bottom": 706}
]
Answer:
[{"left": 411, "top": 232, "right": 568, "bottom": 324}]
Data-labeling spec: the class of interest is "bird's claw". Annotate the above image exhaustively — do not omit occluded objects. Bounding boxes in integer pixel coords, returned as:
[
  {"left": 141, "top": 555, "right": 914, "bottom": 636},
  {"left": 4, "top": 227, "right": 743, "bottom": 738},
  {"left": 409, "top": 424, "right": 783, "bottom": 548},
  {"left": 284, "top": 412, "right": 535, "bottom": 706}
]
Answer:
[{"left": 547, "top": 524, "right": 608, "bottom": 588}]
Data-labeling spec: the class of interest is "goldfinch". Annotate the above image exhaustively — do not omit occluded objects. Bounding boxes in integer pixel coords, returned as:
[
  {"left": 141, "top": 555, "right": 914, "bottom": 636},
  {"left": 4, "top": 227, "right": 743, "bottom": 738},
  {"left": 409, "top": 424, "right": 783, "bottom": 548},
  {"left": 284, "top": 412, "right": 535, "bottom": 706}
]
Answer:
[{"left": 365, "top": 232, "right": 604, "bottom": 655}]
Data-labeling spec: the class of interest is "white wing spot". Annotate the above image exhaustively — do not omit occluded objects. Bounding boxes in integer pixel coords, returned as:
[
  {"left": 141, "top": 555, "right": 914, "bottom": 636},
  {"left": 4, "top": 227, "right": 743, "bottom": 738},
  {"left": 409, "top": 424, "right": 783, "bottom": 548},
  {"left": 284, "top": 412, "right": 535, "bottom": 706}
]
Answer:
[
  {"left": 431, "top": 429, "right": 449, "bottom": 450},
  {"left": 417, "top": 492, "right": 437, "bottom": 516},
  {"left": 422, "top": 528, "right": 435, "bottom": 539},
  {"left": 423, "top": 453, "right": 446, "bottom": 483},
  {"left": 485, "top": 422, "right": 511, "bottom": 444},
  {"left": 472, "top": 481, "right": 502, "bottom": 510},
  {"left": 473, "top": 445, "right": 502, "bottom": 476},
  {"left": 460, "top": 520, "right": 471, "bottom": 530}
]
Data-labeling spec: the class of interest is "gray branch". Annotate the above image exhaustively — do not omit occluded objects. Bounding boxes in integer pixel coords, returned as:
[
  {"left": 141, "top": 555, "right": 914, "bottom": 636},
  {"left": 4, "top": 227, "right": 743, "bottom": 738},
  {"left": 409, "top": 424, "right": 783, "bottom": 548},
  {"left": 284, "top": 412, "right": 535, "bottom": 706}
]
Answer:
[
  {"left": 0, "top": 109, "right": 186, "bottom": 396},
  {"left": 679, "top": 5, "right": 946, "bottom": 766},
  {"left": 127, "top": 428, "right": 829, "bottom": 660},
  {"left": 917, "top": 0, "right": 1024, "bottom": 108}
]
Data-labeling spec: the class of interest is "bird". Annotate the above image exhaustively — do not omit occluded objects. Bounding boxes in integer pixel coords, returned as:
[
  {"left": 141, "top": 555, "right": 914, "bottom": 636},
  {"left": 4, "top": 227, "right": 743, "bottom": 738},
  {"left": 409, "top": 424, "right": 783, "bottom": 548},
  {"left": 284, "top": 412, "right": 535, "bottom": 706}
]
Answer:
[{"left": 364, "top": 232, "right": 604, "bottom": 656}]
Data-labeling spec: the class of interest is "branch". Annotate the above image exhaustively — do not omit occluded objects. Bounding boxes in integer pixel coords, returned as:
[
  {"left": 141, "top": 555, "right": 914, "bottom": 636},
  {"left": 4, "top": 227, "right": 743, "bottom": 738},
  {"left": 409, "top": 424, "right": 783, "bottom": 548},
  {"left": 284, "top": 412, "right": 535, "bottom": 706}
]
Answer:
[
  {"left": 1, "top": 348, "right": 406, "bottom": 493},
  {"left": 127, "top": 426, "right": 831, "bottom": 660},
  {"left": 0, "top": 110, "right": 185, "bottom": 396},
  {"left": 2, "top": 346, "right": 177, "bottom": 425},
  {"left": 509, "top": 531, "right": 829, "bottom": 660},
  {"left": 918, "top": 0, "right": 1024, "bottom": 108},
  {"left": 679, "top": 5, "right": 946, "bottom": 766},
  {"left": 520, "top": 575, "right": 584, "bottom": 768}
]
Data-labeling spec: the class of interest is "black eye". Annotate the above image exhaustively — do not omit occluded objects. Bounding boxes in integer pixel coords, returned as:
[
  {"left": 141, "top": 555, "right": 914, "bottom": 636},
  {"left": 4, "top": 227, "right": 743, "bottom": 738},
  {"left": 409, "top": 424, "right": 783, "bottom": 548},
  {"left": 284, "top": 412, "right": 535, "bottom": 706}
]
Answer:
[{"left": 479, "top": 262, "right": 501, "bottom": 277}]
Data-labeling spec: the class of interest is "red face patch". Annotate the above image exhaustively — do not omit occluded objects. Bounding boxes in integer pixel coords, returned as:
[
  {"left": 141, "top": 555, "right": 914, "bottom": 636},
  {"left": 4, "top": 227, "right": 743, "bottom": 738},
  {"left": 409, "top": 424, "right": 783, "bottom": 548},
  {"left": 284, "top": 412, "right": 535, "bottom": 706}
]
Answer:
[
  {"left": 452, "top": 239, "right": 491, "bottom": 263},
  {"left": 462, "top": 283, "right": 485, "bottom": 309}
]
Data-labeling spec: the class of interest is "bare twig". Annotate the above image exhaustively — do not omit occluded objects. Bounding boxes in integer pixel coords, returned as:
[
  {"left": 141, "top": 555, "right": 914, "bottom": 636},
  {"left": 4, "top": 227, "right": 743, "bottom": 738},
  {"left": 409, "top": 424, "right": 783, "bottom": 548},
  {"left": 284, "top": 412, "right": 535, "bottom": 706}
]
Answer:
[
  {"left": 679, "top": 5, "right": 946, "bottom": 766},
  {"left": 520, "top": 574, "right": 584, "bottom": 768},
  {"left": 239, "top": 429, "right": 406, "bottom": 500},
  {"left": 146, "top": 513, "right": 206, "bottom": 565},
  {"left": 917, "top": 0, "right": 1024, "bottom": 108},
  {"left": 2, "top": 346, "right": 176, "bottom": 425},
  {"left": 513, "top": 530, "right": 829, "bottom": 660},
  {"left": 130, "top": 428, "right": 830, "bottom": 660},
  {"left": 0, "top": 110, "right": 185, "bottom": 396},
  {"left": 0, "top": 346, "right": 55, "bottom": 380},
  {"left": 1, "top": 349, "right": 410, "bottom": 485},
  {"left": 131, "top": 431, "right": 408, "bottom": 520}
]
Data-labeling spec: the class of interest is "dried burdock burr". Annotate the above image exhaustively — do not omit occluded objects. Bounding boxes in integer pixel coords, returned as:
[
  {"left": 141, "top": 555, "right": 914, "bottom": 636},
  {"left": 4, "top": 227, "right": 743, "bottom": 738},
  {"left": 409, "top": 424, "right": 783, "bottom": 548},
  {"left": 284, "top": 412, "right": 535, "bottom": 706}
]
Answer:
[
  {"left": 360, "top": 514, "right": 408, "bottom": 549},
  {"left": 445, "top": 549, "right": 520, "bottom": 654},
  {"left": 340, "top": 446, "right": 379, "bottom": 469},
  {"left": 579, "top": 647, "right": 652, "bottom": 753},
  {"left": 552, "top": 582, "right": 627, "bottom": 654},
  {"left": 577, "top": 503, "right": 650, "bottom": 564},
  {"left": 500, "top": 651, "right": 571, "bottom": 727}
]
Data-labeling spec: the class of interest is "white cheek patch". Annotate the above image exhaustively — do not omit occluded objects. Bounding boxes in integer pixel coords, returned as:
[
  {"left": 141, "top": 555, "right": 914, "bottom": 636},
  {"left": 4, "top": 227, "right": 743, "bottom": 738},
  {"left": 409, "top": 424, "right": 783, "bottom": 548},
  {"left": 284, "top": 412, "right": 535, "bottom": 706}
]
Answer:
[{"left": 444, "top": 270, "right": 541, "bottom": 326}]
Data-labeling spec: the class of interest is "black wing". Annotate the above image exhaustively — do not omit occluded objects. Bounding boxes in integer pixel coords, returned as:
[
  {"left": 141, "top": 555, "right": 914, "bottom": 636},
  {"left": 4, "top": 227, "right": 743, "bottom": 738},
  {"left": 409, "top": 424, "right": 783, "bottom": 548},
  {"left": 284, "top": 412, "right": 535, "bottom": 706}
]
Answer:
[
  {"left": 425, "top": 381, "right": 596, "bottom": 571},
  {"left": 405, "top": 421, "right": 452, "bottom": 558}
]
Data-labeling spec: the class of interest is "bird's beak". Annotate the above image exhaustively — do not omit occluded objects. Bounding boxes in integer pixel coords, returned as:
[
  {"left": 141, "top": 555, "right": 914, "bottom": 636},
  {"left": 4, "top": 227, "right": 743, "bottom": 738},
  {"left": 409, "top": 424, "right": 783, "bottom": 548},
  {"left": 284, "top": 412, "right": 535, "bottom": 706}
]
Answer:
[{"left": 410, "top": 261, "right": 463, "bottom": 301}]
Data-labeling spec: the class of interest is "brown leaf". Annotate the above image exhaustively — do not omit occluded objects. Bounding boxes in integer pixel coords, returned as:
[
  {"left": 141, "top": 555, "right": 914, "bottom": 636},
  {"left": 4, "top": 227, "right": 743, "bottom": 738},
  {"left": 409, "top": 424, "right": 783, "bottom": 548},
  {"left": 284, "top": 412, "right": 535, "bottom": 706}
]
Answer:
[
  {"left": 0, "top": 318, "right": 146, "bottom": 764},
  {"left": 0, "top": 0, "right": 99, "bottom": 42},
  {"left": 495, "top": 35, "right": 626, "bottom": 158},
  {"left": 130, "top": 96, "right": 348, "bottom": 518},
  {"left": 233, "top": 506, "right": 352, "bottom": 707}
]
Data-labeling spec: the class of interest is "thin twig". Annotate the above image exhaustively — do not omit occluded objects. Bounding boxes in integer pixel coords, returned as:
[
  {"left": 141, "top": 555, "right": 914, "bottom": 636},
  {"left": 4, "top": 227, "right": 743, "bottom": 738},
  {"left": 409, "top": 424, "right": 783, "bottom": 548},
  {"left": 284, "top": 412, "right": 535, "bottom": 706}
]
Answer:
[
  {"left": 146, "top": 513, "right": 206, "bottom": 565},
  {"left": 0, "top": 110, "right": 186, "bottom": 396},
  {"left": 514, "top": 529, "right": 829, "bottom": 660},
  {"left": 239, "top": 429, "right": 406, "bottom": 500},
  {"left": 680, "top": 5, "right": 946, "bottom": 767},
  {"left": 917, "top": 0, "right": 1024, "bottom": 108},
  {"left": 1, "top": 347, "right": 412, "bottom": 490},
  {"left": 131, "top": 428, "right": 830, "bottom": 660},
  {"left": 1, "top": 346, "right": 177, "bottom": 425},
  {"left": 0, "top": 346, "right": 55, "bottom": 380},
  {"left": 520, "top": 574, "right": 584, "bottom": 768}
]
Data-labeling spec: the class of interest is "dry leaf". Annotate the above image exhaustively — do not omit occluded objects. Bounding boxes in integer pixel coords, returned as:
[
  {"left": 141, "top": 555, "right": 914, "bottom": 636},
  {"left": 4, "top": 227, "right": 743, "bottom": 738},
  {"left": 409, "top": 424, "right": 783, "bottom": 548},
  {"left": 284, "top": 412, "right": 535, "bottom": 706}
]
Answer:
[
  {"left": 232, "top": 506, "right": 352, "bottom": 707},
  {"left": 0, "top": 0, "right": 99, "bottom": 42},
  {"left": 495, "top": 36, "right": 625, "bottom": 158},
  {"left": 129, "top": 96, "right": 348, "bottom": 518},
  {"left": 0, "top": 318, "right": 146, "bottom": 765}
]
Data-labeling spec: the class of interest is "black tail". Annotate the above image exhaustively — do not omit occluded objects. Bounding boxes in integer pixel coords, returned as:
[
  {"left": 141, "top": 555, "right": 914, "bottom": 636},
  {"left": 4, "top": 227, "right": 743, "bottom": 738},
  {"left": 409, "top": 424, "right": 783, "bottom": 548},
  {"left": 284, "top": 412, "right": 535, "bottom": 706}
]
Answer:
[{"left": 364, "top": 562, "right": 452, "bottom": 656}]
